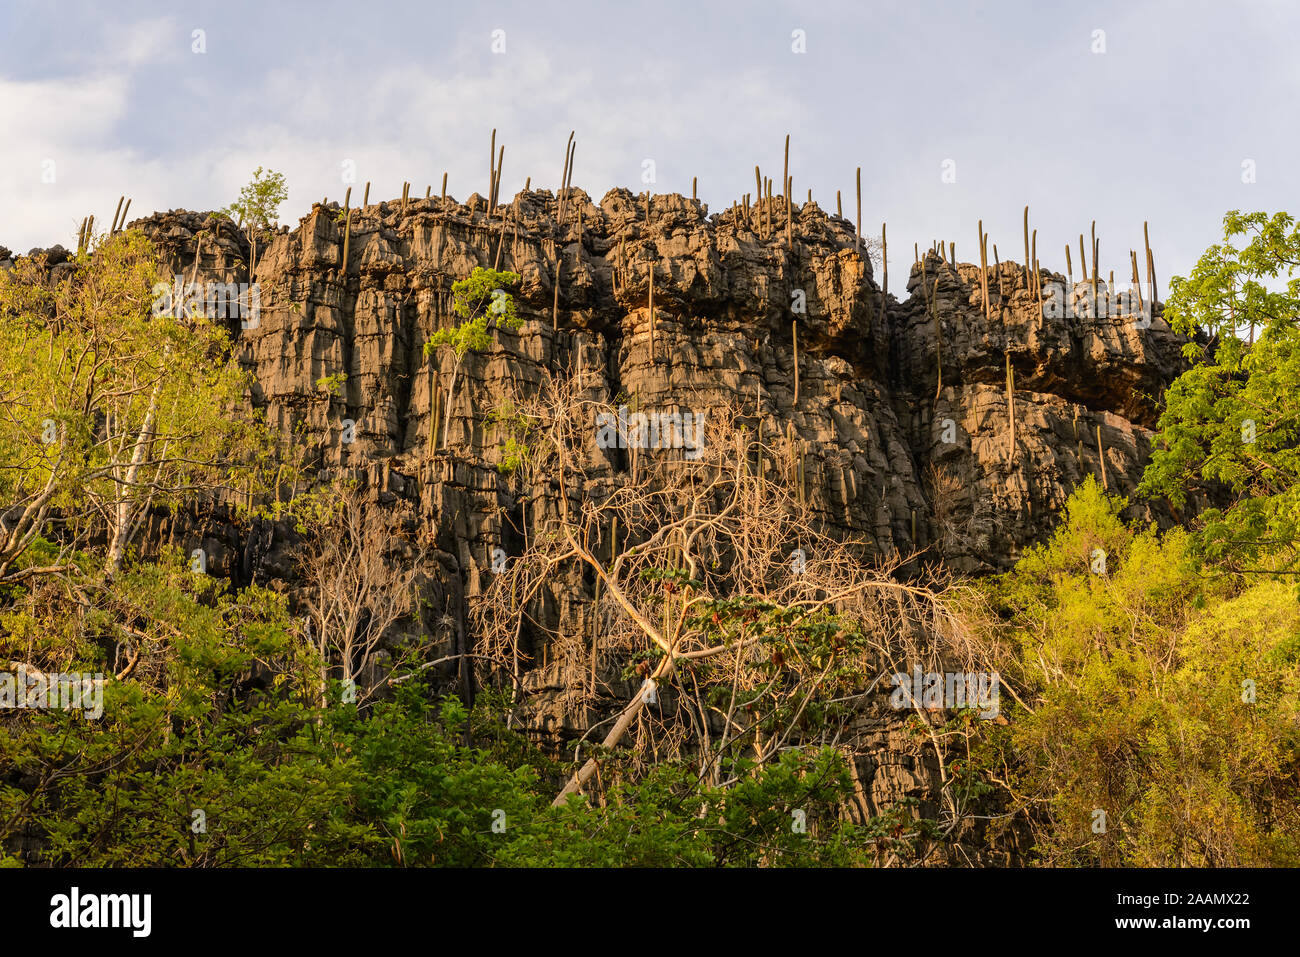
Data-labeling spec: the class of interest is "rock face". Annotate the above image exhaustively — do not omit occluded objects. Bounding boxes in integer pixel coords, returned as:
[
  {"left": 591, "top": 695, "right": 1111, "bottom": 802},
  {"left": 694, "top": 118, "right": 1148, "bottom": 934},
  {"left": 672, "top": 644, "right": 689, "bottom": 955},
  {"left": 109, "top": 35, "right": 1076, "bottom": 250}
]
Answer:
[
  {"left": 120, "top": 190, "right": 1189, "bottom": 860},
  {"left": 136, "top": 191, "right": 1186, "bottom": 570}
]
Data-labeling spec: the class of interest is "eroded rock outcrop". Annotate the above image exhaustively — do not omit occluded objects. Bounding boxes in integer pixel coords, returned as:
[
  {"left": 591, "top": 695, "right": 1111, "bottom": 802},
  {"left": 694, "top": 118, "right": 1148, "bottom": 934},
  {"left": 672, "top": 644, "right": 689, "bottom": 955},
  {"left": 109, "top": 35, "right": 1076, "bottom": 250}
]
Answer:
[
  {"left": 110, "top": 189, "right": 1189, "bottom": 861},
  {"left": 134, "top": 189, "right": 1184, "bottom": 576}
]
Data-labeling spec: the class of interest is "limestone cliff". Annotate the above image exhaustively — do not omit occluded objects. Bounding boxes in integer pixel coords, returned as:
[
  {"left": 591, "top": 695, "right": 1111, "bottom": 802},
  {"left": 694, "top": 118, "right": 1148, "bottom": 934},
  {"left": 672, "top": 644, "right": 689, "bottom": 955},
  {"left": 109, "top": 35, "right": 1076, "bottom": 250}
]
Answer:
[
  {"left": 8, "top": 187, "right": 1194, "bottom": 862},
  {"left": 130, "top": 187, "right": 1187, "bottom": 573}
]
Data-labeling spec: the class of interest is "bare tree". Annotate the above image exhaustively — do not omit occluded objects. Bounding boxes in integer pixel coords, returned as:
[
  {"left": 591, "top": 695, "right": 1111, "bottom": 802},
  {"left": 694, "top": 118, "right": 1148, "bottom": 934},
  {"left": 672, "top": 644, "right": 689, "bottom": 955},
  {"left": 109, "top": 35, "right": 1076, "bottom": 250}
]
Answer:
[
  {"left": 298, "top": 482, "right": 430, "bottom": 706},
  {"left": 465, "top": 372, "right": 994, "bottom": 851}
]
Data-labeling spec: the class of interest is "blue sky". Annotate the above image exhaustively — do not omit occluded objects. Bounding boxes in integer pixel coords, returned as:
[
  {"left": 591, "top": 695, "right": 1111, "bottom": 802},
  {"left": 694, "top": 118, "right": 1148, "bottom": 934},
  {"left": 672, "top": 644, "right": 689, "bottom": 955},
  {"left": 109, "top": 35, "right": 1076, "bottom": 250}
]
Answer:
[{"left": 1, "top": 0, "right": 1296, "bottom": 291}]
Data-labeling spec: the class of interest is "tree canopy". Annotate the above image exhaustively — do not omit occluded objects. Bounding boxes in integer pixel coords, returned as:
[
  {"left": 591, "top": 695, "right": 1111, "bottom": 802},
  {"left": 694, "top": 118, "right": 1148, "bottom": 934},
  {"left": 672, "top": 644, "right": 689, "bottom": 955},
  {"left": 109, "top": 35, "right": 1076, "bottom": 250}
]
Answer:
[{"left": 1140, "top": 211, "right": 1300, "bottom": 573}]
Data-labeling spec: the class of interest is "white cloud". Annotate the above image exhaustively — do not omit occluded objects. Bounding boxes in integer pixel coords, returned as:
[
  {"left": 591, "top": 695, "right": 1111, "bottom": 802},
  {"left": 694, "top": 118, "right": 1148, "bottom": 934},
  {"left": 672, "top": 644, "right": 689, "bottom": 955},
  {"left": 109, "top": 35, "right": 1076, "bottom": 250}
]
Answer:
[
  {"left": 104, "top": 16, "right": 180, "bottom": 69},
  {"left": 2, "top": 0, "right": 1296, "bottom": 290}
]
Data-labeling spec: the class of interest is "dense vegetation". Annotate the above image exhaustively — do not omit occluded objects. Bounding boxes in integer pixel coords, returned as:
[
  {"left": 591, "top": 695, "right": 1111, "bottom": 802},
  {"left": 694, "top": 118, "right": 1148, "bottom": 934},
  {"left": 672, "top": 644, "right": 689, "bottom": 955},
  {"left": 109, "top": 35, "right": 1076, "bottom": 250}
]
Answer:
[
  {"left": 1, "top": 552, "right": 879, "bottom": 866},
  {"left": 975, "top": 211, "right": 1300, "bottom": 865},
  {"left": 1, "top": 208, "right": 1297, "bottom": 866}
]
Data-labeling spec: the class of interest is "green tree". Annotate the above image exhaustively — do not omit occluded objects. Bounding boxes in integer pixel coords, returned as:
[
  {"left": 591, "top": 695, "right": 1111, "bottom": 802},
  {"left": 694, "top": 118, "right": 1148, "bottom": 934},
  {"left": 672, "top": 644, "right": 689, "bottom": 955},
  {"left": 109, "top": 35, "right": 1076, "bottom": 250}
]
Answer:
[
  {"left": 220, "top": 166, "right": 288, "bottom": 277},
  {"left": 424, "top": 267, "right": 522, "bottom": 451},
  {"left": 1140, "top": 210, "right": 1300, "bottom": 573},
  {"left": 978, "top": 477, "right": 1300, "bottom": 865},
  {"left": 0, "top": 549, "right": 371, "bottom": 866},
  {"left": 0, "top": 231, "right": 280, "bottom": 582}
]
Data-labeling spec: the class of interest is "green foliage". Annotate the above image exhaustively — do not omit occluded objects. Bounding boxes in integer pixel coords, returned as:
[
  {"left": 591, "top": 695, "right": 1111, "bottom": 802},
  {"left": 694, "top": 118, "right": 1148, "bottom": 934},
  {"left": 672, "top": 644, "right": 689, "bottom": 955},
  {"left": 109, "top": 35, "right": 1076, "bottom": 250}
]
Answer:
[
  {"left": 486, "top": 398, "right": 532, "bottom": 475},
  {"left": 502, "top": 746, "right": 882, "bottom": 867},
  {"left": 424, "top": 267, "right": 523, "bottom": 451},
  {"left": 220, "top": 166, "right": 288, "bottom": 233},
  {"left": 425, "top": 267, "right": 522, "bottom": 361},
  {"left": 1, "top": 601, "right": 888, "bottom": 867},
  {"left": 1140, "top": 210, "right": 1300, "bottom": 573},
  {"left": 0, "top": 231, "right": 281, "bottom": 578},
  {"left": 0, "top": 550, "right": 362, "bottom": 866},
  {"left": 979, "top": 477, "right": 1300, "bottom": 865},
  {"left": 315, "top": 372, "right": 347, "bottom": 396}
]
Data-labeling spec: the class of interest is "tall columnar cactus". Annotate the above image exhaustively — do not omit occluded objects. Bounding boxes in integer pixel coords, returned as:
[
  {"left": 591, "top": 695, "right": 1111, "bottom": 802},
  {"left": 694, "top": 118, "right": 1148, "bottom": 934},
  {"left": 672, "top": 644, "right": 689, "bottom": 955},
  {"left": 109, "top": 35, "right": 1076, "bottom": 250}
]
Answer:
[
  {"left": 1031, "top": 230, "right": 1040, "bottom": 303},
  {"left": 783, "top": 134, "right": 789, "bottom": 208},
  {"left": 921, "top": 257, "right": 943, "bottom": 401},
  {"left": 1091, "top": 221, "right": 1100, "bottom": 301},
  {"left": 978, "top": 220, "right": 989, "bottom": 320},
  {"left": 881, "top": 222, "right": 888, "bottom": 296},
  {"left": 1006, "top": 353, "right": 1016, "bottom": 459},
  {"left": 493, "top": 145, "right": 504, "bottom": 208},
  {"left": 629, "top": 389, "right": 641, "bottom": 480},
  {"left": 785, "top": 175, "right": 793, "bottom": 247},
  {"left": 341, "top": 186, "right": 353, "bottom": 272},
  {"left": 855, "top": 166, "right": 862, "bottom": 256},
  {"left": 878, "top": 222, "right": 888, "bottom": 323},
  {"left": 428, "top": 381, "right": 442, "bottom": 456},
  {"left": 787, "top": 422, "right": 801, "bottom": 504},
  {"left": 837, "top": 190, "right": 842, "bottom": 218},
  {"left": 1023, "top": 206, "right": 1030, "bottom": 286},
  {"left": 1065, "top": 244, "right": 1073, "bottom": 283},
  {"left": 110, "top": 196, "right": 124, "bottom": 235},
  {"left": 792, "top": 319, "right": 799, "bottom": 405},
  {"left": 552, "top": 240, "right": 562, "bottom": 332},
  {"left": 692, "top": 176, "right": 697, "bottom": 201},
  {"left": 493, "top": 192, "right": 512, "bottom": 271},
  {"left": 1131, "top": 249, "right": 1143, "bottom": 312},
  {"left": 648, "top": 258, "right": 655, "bottom": 357},
  {"left": 1097, "top": 423, "right": 1108, "bottom": 490},
  {"left": 798, "top": 438, "right": 808, "bottom": 506},
  {"left": 759, "top": 179, "right": 769, "bottom": 239},
  {"left": 558, "top": 130, "right": 574, "bottom": 222},
  {"left": 1144, "top": 221, "right": 1157, "bottom": 302}
]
